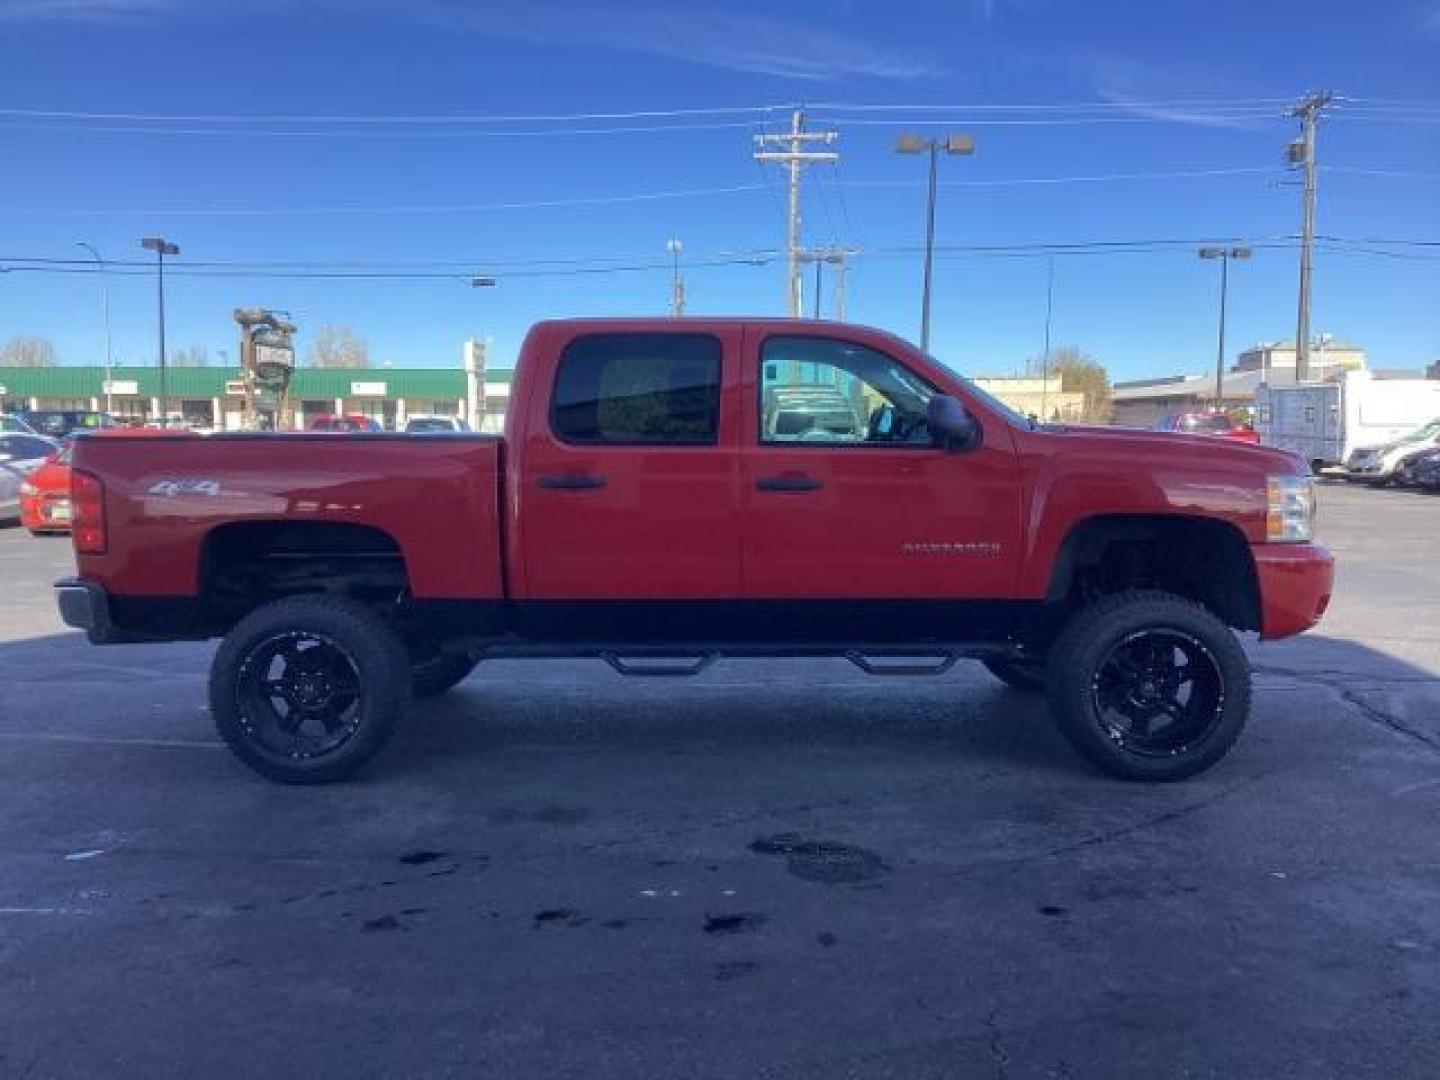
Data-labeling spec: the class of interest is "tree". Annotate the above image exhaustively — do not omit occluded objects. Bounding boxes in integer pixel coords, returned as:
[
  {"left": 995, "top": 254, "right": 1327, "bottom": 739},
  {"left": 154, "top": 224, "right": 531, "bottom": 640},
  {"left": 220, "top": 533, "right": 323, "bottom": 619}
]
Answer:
[
  {"left": 307, "top": 325, "right": 370, "bottom": 369},
  {"left": 0, "top": 335, "right": 59, "bottom": 367},
  {"left": 169, "top": 345, "right": 210, "bottom": 367},
  {"left": 1029, "top": 345, "right": 1114, "bottom": 423}
]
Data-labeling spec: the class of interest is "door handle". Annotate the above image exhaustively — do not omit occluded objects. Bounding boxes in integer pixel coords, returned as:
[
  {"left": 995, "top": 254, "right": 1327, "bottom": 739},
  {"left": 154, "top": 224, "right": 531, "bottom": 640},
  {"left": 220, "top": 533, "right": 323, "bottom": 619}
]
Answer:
[
  {"left": 538, "top": 474, "right": 607, "bottom": 490},
  {"left": 756, "top": 474, "right": 823, "bottom": 492}
]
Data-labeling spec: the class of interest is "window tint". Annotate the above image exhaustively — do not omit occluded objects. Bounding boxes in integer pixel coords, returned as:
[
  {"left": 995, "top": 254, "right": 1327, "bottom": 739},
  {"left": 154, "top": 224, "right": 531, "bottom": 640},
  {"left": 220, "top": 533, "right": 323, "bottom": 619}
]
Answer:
[
  {"left": 760, "top": 336, "right": 935, "bottom": 446},
  {"left": 551, "top": 333, "right": 721, "bottom": 445}
]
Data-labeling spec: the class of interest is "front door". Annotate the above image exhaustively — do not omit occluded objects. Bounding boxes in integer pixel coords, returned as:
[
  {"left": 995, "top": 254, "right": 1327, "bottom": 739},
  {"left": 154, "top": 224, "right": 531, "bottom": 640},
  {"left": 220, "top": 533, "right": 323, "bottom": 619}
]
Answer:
[
  {"left": 741, "top": 331, "right": 1024, "bottom": 609},
  {"left": 517, "top": 328, "right": 744, "bottom": 604}
]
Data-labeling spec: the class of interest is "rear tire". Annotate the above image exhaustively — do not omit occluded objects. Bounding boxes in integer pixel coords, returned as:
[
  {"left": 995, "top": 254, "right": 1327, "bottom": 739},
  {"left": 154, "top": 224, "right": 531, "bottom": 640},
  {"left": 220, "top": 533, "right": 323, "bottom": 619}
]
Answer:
[
  {"left": 210, "top": 595, "right": 410, "bottom": 784},
  {"left": 412, "top": 654, "right": 479, "bottom": 698},
  {"left": 982, "top": 657, "right": 1047, "bottom": 692},
  {"left": 1046, "top": 590, "right": 1251, "bottom": 782}
]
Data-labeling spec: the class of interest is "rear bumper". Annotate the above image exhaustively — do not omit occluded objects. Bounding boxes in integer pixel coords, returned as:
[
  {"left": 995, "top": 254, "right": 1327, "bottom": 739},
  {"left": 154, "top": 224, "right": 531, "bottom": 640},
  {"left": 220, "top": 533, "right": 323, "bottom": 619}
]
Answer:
[
  {"left": 55, "top": 577, "right": 119, "bottom": 644},
  {"left": 1253, "top": 543, "right": 1334, "bottom": 641}
]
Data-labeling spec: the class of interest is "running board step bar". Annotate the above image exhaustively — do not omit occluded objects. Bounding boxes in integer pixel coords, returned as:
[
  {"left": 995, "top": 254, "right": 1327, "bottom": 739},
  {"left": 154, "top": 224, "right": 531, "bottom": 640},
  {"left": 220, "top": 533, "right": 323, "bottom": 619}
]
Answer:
[{"left": 473, "top": 642, "right": 1022, "bottom": 678}]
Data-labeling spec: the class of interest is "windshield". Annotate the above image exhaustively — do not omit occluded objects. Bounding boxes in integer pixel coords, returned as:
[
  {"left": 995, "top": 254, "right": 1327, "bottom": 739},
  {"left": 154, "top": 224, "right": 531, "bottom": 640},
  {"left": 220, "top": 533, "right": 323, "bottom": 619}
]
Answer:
[
  {"left": 1398, "top": 419, "right": 1440, "bottom": 442},
  {"left": 1178, "top": 414, "right": 1234, "bottom": 433}
]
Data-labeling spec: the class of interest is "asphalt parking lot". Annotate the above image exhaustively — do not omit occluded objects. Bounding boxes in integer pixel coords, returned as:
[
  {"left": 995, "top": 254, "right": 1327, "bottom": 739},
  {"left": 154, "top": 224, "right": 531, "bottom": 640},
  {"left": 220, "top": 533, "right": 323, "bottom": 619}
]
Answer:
[{"left": 2, "top": 483, "right": 1438, "bottom": 1079}]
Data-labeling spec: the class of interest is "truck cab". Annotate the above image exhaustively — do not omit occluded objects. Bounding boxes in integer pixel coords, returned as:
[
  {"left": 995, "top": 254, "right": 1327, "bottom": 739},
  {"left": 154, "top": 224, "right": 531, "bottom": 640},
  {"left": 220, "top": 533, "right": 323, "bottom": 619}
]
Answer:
[{"left": 56, "top": 318, "right": 1334, "bottom": 786}]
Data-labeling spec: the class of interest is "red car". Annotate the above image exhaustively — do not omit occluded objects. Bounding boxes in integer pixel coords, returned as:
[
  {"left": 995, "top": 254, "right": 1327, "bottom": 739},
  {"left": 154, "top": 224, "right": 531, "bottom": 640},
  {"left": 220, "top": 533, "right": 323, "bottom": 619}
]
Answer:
[
  {"left": 56, "top": 317, "right": 1332, "bottom": 786},
  {"left": 308, "top": 414, "right": 383, "bottom": 433},
  {"left": 20, "top": 428, "right": 177, "bottom": 535},
  {"left": 1155, "top": 410, "right": 1260, "bottom": 443}
]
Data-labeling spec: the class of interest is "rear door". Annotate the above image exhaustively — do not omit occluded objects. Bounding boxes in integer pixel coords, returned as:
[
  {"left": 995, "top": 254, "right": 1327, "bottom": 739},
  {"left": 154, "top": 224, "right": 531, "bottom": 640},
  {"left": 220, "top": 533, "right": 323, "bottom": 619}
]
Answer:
[
  {"left": 516, "top": 328, "right": 743, "bottom": 601},
  {"left": 740, "top": 331, "right": 1024, "bottom": 604}
]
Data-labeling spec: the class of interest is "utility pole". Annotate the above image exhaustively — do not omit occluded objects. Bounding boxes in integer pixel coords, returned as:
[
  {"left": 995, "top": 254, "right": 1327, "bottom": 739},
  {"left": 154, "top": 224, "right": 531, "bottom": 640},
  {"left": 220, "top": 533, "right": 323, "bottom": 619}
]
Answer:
[
  {"left": 1199, "top": 247, "right": 1252, "bottom": 408},
  {"left": 1288, "top": 91, "right": 1333, "bottom": 383},
  {"left": 666, "top": 239, "right": 685, "bottom": 316},
  {"left": 834, "top": 253, "right": 850, "bottom": 321},
  {"left": 754, "top": 108, "right": 838, "bottom": 317}
]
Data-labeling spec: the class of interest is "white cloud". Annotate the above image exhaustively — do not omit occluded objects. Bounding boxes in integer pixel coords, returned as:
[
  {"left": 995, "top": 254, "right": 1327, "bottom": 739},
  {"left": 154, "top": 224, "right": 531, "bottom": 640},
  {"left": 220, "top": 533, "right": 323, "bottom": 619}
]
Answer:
[
  {"left": 0, "top": 0, "right": 179, "bottom": 19},
  {"left": 411, "top": 2, "right": 935, "bottom": 82}
]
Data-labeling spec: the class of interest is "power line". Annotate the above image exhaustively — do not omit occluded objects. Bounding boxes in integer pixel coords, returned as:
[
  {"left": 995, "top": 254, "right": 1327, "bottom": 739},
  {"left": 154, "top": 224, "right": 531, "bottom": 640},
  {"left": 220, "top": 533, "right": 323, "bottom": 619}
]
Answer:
[
  {"left": 0, "top": 104, "right": 785, "bottom": 124},
  {"left": 8, "top": 233, "right": 1436, "bottom": 281},
  {"left": 842, "top": 166, "right": 1278, "bottom": 188},
  {"left": 0, "top": 183, "right": 772, "bottom": 217},
  {"left": 0, "top": 119, "right": 769, "bottom": 140}
]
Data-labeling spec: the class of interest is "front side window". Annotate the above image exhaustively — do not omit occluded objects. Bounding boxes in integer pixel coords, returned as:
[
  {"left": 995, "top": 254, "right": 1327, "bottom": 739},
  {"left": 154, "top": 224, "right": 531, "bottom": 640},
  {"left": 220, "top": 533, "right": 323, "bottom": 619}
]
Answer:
[
  {"left": 760, "top": 336, "right": 935, "bottom": 446},
  {"left": 551, "top": 333, "right": 721, "bottom": 445}
]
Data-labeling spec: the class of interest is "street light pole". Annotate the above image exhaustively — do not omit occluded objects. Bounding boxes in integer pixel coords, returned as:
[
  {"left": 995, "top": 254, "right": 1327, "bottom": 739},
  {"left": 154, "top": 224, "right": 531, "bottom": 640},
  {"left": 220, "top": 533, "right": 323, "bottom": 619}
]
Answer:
[
  {"left": 896, "top": 133, "right": 975, "bottom": 353},
  {"left": 1199, "top": 246, "right": 1252, "bottom": 408},
  {"left": 76, "top": 242, "right": 112, "bottom": 414},
  {"left": 141, "top": 236, "right": 179, "bottom": 425}
]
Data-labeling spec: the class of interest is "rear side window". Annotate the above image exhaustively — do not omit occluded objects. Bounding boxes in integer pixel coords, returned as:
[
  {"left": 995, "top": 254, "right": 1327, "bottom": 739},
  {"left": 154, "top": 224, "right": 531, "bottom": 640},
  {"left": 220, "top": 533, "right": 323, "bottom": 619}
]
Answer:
[{"left": 550, "top": 333, "right": 721, "bottom": 445}]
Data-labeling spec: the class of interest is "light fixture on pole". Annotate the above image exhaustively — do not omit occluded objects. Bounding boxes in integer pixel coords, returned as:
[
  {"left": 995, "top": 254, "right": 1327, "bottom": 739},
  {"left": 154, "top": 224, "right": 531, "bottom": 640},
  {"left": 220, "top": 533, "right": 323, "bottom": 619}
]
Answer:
[
  {"left": 895, "top": 133, "right": 975, "bottom": 352},
  {"left": 77, "top": 242, "right": 113, "bottom": 415},
  {"left": 1198, "top": 246, "right": 1251, "bottom": 408},
  {"left": 140, "top": 236, "right": 180, "bottom": 425}
]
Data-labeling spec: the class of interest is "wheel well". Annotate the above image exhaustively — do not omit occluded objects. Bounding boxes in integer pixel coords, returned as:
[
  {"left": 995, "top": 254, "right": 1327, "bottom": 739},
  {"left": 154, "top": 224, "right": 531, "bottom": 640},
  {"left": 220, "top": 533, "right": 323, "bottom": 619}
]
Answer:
[
  {"left": 199, "top": 521, "right": 409, "bottom": 627},
  {"left": 1045, "top": 516, "right": 1261, "bottom": 633}
]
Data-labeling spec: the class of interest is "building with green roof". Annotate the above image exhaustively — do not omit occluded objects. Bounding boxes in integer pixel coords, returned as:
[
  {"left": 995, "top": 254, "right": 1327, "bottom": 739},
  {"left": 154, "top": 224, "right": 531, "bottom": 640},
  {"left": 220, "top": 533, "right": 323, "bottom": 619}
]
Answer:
[{"left": 0, "top": 365, "right": 515, "bottom": 431}]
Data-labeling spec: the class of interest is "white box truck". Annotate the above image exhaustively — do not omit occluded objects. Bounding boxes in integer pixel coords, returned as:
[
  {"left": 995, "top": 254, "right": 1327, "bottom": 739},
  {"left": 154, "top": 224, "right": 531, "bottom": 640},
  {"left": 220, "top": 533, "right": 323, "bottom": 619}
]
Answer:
[{"left": 1255, "top": 370, "right": 1440, "bottom": 473}]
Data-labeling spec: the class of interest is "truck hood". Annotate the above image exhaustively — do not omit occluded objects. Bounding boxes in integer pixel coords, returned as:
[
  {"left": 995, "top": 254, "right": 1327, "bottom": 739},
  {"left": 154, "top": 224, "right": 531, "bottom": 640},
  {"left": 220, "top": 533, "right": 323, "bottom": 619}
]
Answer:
[{"left": 1039, "top": 423, "right": 1305, "bottom": 474}]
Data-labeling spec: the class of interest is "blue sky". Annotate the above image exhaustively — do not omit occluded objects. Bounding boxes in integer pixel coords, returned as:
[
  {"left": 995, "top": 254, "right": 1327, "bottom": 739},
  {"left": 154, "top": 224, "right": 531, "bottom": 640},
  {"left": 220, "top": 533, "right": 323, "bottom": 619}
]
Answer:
[{"left": 0, "top": 0, "right": 1436, "bottom": 381}]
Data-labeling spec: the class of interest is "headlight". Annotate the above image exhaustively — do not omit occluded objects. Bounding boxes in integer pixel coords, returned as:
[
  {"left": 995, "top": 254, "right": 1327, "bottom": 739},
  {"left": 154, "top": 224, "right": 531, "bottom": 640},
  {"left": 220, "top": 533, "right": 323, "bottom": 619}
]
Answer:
[
  {"left": 1267, "top": 475, "right": 1316, "bottom": 542},
  {"left": 19, "top": 481, "right": 36, "bottom": 496}
]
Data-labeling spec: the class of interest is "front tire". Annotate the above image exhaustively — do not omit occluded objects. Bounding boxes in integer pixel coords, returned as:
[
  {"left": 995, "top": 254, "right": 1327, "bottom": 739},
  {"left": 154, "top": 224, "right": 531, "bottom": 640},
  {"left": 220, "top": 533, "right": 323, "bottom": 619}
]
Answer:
[
  {"left": 210, "top": 595, "right": 411, "bottom": 784},
  {"left": 1046, "top": 591, "right": 1251, "bottom": 782}
]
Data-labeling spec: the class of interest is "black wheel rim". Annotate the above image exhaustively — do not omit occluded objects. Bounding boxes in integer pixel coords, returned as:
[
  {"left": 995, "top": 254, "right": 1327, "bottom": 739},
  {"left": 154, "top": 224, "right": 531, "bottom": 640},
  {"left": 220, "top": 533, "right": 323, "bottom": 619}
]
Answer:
[
  {"left": 1090, "top": 629, "right": 1225, "bottom": 758},
  {"left": 235, "top": 631, "right": 364, "bottom": 761}
]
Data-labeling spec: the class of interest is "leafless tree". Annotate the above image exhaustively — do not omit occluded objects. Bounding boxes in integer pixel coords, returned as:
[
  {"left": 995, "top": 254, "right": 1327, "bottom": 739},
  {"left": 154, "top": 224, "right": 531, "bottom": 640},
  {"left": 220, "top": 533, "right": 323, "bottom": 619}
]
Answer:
[
  {"left": 1029, "top": 345, "right": 1114, "bottom": 423},
  {"left": 169, "top": 345, "right": 211, "bottom": 367},
  {"left": 0, "top": 335, "right": 60, "bottom": 367},
  {"left": 307, "top": 325, "right": 371, "bottom": 369}
]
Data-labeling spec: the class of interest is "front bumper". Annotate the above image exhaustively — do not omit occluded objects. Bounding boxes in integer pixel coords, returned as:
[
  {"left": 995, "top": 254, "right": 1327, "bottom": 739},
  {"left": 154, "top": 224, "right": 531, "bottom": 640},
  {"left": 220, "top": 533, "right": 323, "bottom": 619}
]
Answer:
[
  {"left": 55, "top": 577, "right": 118, "bottom": 644},
  {"left": 1253, "top": 544, "right": 1334, "bottom": 640}
]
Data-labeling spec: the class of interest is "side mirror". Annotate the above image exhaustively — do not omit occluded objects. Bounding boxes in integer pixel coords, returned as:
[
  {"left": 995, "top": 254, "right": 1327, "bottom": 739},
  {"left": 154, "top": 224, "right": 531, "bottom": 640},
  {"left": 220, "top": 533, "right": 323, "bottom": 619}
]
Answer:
[{"left": 927, "top": 395, "right": 982, "bottom": 452}]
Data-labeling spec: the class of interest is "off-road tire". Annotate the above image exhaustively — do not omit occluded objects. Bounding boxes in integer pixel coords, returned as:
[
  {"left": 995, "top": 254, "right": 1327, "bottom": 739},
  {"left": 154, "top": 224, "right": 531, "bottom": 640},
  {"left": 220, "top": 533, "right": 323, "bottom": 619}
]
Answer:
[
  {"left": 1046, "top": 590, "right": 1251, "bottom": 782},
  {"left": 210, "top": 595, "right": 410, "bottom": 784}
]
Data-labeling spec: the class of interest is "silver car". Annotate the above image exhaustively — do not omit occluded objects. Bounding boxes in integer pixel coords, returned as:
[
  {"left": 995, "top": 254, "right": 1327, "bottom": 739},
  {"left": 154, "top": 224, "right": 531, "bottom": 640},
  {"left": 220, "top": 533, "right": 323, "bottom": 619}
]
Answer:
[{"left": 0, "top": 433, "right": 60, "bottom": 524}]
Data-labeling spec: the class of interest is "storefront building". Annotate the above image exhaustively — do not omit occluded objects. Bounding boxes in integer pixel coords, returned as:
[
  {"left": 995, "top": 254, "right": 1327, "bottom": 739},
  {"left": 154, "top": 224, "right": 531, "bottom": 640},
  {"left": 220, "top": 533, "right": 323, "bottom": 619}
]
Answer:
[{"left": 0, "top": 366, "right": 513, "bottom": 432}]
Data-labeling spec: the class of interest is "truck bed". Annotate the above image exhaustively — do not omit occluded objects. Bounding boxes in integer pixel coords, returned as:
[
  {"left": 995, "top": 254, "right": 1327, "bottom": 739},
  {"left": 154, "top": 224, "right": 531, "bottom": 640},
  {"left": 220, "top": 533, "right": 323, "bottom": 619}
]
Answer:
[{"left": 71, "top": 433, "right": 505, "bottom": 602}]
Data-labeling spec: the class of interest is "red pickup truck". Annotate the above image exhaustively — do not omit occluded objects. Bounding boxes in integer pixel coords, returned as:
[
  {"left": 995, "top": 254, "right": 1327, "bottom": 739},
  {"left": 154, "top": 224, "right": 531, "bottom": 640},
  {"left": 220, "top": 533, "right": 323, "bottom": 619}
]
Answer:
[{"left": 55, "top": 319, "right": 1333, "bottom": 785}]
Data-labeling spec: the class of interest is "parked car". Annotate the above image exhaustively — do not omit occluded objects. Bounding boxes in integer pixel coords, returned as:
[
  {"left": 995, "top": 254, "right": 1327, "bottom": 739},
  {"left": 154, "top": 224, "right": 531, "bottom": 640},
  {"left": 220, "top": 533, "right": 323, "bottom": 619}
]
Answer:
[
  {"left": 1155, "top": 410, "right": 1260, "bottom": 443},
  {"left": 57, "top": 317, "right": 1332, "bottom": 787},
  {"left": 2, "top": 414, "right": 38, "bottom": 434},
  {"left": 1395, "top": 446, "right": 1440, "bottom": 490},
  {"left": 19, "top": 428, "right": 177, "bottom": 534},
  {"left": 13, "top": 410, "right": 118, "bottom": 439},
  {"left": 404, "top": 415, "right": 472, "bottom": 433},
  {"left": 1344, "top": 418, "right": 1440, "bottom": 485},
  {"left": 0, "top": 433, "right": 62, "bottom": 525},
  {"left": 308, "top": 414, "right": 383, "bottom": 433}
]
